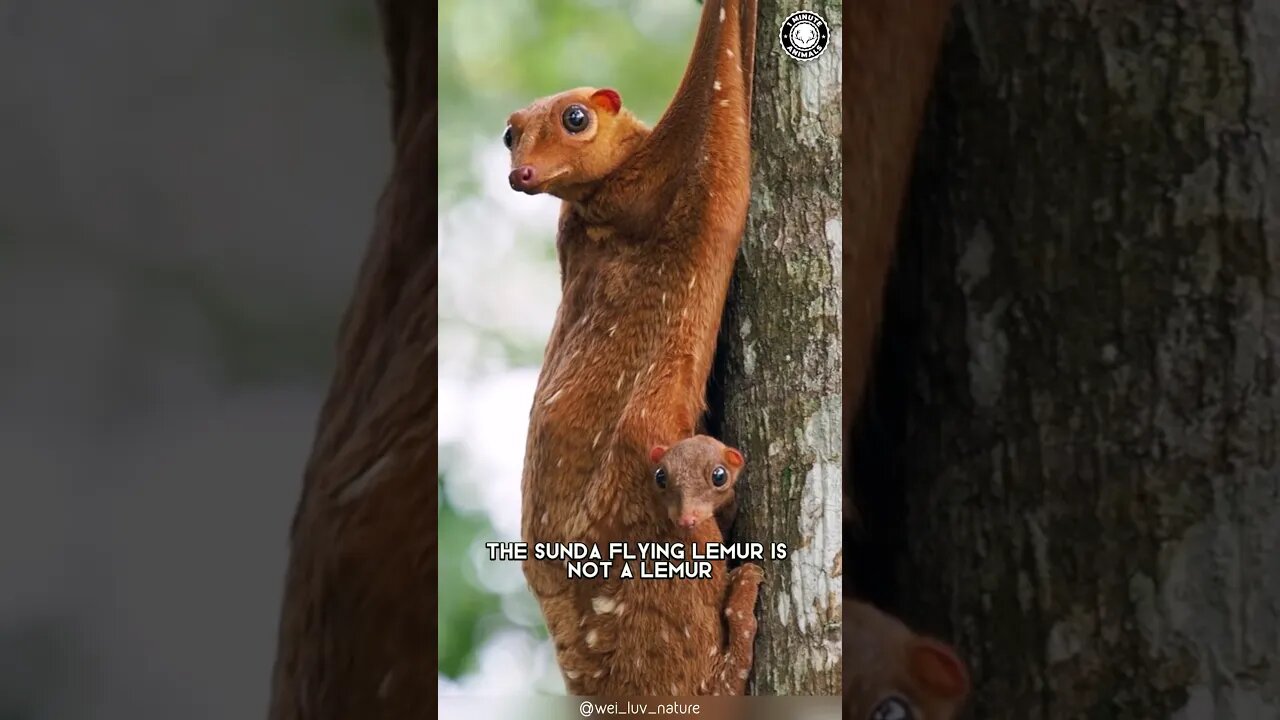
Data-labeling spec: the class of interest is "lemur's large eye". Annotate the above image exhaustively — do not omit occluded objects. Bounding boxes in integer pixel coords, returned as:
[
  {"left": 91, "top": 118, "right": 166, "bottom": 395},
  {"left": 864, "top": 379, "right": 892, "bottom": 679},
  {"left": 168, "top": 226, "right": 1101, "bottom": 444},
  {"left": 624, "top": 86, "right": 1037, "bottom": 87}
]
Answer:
[
  {"left": 562, "top": 105, "right": 589, "bottom": 133},
  {"left": 654, "top": 467, "right": 667, "bottom": 488},
  {"left": 869, "top": 696, "right": 913, "bottom": 720},
  {"left": 502, "top": 126, "right": 514, "bottom": 148},
  {"left": 711, "top": 466, "right": 728, "bottom": 487}
]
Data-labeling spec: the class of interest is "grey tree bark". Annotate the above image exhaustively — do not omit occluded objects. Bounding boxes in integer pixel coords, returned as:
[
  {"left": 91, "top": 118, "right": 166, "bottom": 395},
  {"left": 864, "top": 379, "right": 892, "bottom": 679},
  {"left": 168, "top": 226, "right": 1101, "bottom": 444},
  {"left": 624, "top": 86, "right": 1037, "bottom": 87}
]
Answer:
[
  {"left": 888, "top": 2, "right": 1280, "bottom": 717},
  {"left": 715, "top": 0, "right": 843, "bottom": 696}
]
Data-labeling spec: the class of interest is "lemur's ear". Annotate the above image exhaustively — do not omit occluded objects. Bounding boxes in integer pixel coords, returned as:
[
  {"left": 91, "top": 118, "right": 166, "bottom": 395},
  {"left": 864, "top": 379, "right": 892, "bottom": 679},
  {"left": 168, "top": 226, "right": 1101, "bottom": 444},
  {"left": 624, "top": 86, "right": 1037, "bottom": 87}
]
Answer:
[
  {"left": 590, "top": 88, "right": 622, "bottom": 114},
  {"left": 649, "top": 445, "right": 668, "bottom": 464}
]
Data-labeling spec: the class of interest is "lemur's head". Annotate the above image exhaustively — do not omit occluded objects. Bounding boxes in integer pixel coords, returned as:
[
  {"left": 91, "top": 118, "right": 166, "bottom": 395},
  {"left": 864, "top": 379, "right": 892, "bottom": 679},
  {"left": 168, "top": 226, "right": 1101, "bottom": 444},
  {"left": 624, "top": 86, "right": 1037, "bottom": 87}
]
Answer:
[{"left": 504, "top": 87, "right": 644, "bottom": 199}]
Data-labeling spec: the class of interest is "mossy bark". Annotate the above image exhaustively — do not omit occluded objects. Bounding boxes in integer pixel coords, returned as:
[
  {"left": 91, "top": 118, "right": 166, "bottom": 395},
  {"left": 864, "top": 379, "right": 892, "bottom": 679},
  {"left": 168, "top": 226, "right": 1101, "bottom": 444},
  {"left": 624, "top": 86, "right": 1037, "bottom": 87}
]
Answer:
[
  {"left": 884, "top": 2, "right": 1280, "bottom": 717},
  {"left": 714, "top": 0, "right": 844, "bottom": 696}
]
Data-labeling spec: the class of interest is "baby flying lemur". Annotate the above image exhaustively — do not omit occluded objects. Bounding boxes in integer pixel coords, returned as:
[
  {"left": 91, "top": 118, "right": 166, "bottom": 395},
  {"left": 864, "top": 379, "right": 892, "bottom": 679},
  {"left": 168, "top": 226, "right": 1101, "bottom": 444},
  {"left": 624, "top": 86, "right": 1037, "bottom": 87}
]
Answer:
[{"left": 650, "top": 435, "right": 764, "bottom": 695}]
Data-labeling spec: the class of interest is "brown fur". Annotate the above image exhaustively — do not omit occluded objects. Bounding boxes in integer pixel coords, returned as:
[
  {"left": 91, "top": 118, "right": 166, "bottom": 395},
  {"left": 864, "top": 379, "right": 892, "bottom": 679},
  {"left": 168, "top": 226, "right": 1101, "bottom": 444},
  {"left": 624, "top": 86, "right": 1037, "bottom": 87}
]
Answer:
[
  {"left": 843, "top": 600, "right": 969, "bottom": 720},
  {"left": 266, "top": 2, "right": 438, "bottom": 718},
  {"left": 649, "top": 436, "right": 763, "bottom": 696},
  {"left": 511, "top": 0, "right": 758, "bottom": 696},
  {"left": 841, "top": 1, "right": 954, "bottom": 519}
]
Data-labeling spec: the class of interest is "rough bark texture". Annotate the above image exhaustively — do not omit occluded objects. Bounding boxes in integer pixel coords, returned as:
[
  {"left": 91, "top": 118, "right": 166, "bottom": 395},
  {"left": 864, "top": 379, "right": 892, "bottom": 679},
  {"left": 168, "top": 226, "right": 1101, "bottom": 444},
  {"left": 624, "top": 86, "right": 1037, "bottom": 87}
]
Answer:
[
  {"left": 713, "top": 0, "right": 843, "bottom": 696},
  {"left": 884, "top": 1, "right": 1280, "bottom": 717}
]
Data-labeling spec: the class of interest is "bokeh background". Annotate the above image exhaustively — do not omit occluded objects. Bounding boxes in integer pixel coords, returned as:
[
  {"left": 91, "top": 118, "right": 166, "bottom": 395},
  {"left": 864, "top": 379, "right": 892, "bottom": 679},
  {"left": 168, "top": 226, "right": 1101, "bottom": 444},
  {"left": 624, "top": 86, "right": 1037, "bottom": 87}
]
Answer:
[{"left": 0, "top": 0, "right": 702, "bottom": 717}]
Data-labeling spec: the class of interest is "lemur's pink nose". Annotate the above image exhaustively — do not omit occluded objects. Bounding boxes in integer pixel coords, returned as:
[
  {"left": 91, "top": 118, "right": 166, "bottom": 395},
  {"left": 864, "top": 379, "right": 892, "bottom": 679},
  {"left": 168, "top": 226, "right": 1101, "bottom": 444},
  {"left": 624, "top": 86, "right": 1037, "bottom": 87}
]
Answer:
[{"left": 508, "top": 166, "right": 536, "bottom": 190}]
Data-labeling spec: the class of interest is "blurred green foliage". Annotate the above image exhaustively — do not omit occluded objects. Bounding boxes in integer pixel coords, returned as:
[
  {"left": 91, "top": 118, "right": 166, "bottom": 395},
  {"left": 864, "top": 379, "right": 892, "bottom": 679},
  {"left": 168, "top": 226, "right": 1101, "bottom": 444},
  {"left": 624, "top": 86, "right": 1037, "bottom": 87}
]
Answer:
[
  {"left": 437, "top": 474, "right": 502, "bottom": 678},
  {"left": 435, "top": 0, "right": 700, "bottom": 685}
]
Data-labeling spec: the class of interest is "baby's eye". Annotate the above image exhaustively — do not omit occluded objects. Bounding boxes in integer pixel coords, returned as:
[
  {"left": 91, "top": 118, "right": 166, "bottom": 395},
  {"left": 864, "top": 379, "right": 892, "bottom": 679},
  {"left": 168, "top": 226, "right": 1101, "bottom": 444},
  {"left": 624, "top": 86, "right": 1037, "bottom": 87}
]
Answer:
[
  {"left": 562, "top": 105, "right": 589, "bottom": 133},
  {"left": 869, "top": 696, "right": 913, "bottom": 720},
  {"left": 654, "top": 467, "right": 667, "bottom": 488},
  {"left": 502, "top": 126, "right": 514, "bottom": 148},
  {"left": 711, "top": 466, "right": 728, "bottom": 487}
]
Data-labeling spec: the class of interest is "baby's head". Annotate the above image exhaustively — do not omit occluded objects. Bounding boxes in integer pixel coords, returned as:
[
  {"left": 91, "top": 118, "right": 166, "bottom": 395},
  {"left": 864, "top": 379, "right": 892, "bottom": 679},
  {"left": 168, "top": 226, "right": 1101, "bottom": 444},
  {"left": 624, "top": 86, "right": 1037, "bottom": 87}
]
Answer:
[
  {"left": 649, "top": 435, "right": 744, "bottom": 530},
  {"left": 843, "top": 599, "right": 969, "bottom": 720}
]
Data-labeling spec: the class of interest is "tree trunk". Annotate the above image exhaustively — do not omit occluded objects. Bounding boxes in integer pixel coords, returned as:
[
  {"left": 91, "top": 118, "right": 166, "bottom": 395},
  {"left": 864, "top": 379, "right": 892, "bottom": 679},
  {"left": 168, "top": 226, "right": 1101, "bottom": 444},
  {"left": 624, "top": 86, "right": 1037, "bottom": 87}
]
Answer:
[
  {"left": 886, "top": 1, "right": 1280, "bottom": 717},
  {"left": 714, "top": 0, "right": 843, "bottom": 696}
]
